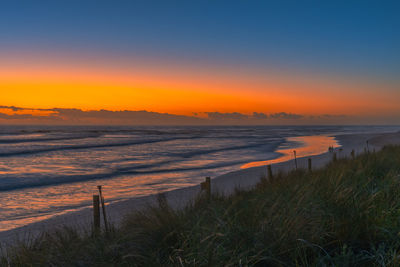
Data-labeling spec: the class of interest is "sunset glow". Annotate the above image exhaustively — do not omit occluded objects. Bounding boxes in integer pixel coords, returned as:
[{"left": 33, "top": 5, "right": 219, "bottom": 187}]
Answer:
[
  {"left": 0, "top": 1, "right": 399, "bottom": 124},
  {"left": 1, "top": 57, "right": 399, "bottom": 119}
]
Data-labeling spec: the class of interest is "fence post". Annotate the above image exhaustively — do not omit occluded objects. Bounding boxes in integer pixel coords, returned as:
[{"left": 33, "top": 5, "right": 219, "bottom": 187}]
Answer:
[
  {"left": 93, "top": 195, "right": 100, "bottom": 234},
  {"left": 308, "top": 158, "right": 312, "bottom": 172},
  {"left": 205, "top": 177, "right": 211, "bottom": 200},
  {"left": 293, "top": 150, "right": 298, "bottom": 170},
  {"left": 201, "top": 177, "right": 211, "bottom": 200},
  {"left": 97, "top": 185, "right": 109, "bottom": 232},
  {"left": 333, "top": 152, "right": 337, "bottom": 162},
  {"left": 267, "top": 165, "right": 273, "bottom": 181}
]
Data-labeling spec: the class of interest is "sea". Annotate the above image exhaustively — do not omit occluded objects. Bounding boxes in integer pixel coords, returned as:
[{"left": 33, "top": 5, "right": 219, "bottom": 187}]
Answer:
[{"left": 0, "top": 125, "right": 399, "bottom": 232}]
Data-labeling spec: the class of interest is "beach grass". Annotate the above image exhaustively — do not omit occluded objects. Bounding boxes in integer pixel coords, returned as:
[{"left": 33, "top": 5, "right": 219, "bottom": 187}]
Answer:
[{"left": 2, "top": 145, "right": 400, "bottom": 266}]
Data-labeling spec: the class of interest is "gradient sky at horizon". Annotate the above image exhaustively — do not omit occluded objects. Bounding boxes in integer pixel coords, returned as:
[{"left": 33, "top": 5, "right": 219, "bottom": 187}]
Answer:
[{"left": 1, "top": 0, "right": 399, "bottom": 124}]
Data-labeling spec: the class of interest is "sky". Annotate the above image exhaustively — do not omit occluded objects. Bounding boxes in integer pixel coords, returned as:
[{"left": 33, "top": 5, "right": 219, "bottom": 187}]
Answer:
[{"left": 0, "top": 0, "right": 399, "bottom": 125}]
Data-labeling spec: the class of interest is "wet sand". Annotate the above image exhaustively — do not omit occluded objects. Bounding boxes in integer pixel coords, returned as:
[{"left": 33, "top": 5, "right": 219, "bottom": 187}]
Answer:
[{"left": 1, "top": 131, "right": 399, "bottom": 247}]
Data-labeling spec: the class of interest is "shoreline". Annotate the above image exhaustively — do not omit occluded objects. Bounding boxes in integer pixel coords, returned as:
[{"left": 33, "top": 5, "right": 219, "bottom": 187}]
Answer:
[{"left": 1, "top": 130, "right": 399, "bottom": 247}]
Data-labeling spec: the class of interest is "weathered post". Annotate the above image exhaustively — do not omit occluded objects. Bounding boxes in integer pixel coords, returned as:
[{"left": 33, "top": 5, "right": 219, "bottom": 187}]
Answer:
[
  {"left": 205, "top": 177, "right": 211, "bottom": 200},
  {"left": 201, "top": 177, "right": 211, "bottom": 200},
  {"left": 93, "top": 195, "right": 100, "bottom": 233},
  {"left": 308, "top": 158, "right": 312, "bottom": 172},
  {"left": 267, "top": 165, "right": 273, "bottom": 180},
  {"left": 97, "top": 185, "right": 109, "bottom": 232},
  {"left": 351, "top": 149, "right": 355, "bottom": 160},
  {"left": 293, "top": 150, "right": 298, "bottom": 170}
]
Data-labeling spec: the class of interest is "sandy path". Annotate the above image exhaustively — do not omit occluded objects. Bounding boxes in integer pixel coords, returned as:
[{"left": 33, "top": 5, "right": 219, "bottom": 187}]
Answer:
[{"left": 1, "top": 131, "right": 399, "bottom": 248}]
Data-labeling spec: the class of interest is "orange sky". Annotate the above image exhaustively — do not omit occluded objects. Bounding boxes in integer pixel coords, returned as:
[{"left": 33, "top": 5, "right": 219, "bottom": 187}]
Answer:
[
  {"left": 1, "top": 1, "right": 399, "bottom": 125},
  {"left": 1, "top": 56, "right": 399, "bottom": 121}
]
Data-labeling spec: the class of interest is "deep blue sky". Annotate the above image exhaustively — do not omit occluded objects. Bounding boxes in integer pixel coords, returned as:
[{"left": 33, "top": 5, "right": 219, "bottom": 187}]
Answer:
[{"left": 1, "top": 0, "right": 399, "bottom": 79}]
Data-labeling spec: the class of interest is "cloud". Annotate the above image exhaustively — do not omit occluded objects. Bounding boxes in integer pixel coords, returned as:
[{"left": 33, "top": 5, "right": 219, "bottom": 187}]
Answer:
[
  {"left": 53, "top": 108, "right": 203, "bottom": 125},
  {"left": 269, "top": 112, "right": 304, "bottom": 120},
  {"left": 0, "top": 105, "right": 357, "bottom": 125},
  {"left": 0, "top": 106, "right": 202, "bottom": 125},
  {"left": 0, "top": 113, "right": 34, "bottom": 120},
  {"left": 0, "top": 106, "right": 26, "bottom": 111},
  {"left": 252, "top": 112, "right": 268, "bottom": 119},
  {"left": 206, "top": 112, "right": 249, "bottom": 120},
  {"left": 0, "top": 112, "right": 60, "bottom": 121},
  {"left": 318, "top": 114, "right": 347, "bottom": 119}
]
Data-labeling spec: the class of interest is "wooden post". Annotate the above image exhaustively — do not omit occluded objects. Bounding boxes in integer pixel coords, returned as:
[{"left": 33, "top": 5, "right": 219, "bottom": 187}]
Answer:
[
  {"left": 201, "top": 177, "right": 211, "bottom": 200},
  {"left": 205, "top": 177, "right": 211, "bottom": 200},
  {"left": 267, "top": 165, "right": 273, "bottom": 180},
  {"left": 333, "top": 152, "right": 337, "bottom": 162},
  {"left": 97, "top": 185, "right": 109, "bottom": 232},
  {"left": 351, "top": 149, "right": 355, "bottom": 160},
  {"left": 93, "top": 195, "right": 100, "bottom": 233},
  {"left": 293, "top": 150, "right": 298, "bottom": 170},
  {"left": 308, "top": 158, "right": 312, "bottom": 172}
]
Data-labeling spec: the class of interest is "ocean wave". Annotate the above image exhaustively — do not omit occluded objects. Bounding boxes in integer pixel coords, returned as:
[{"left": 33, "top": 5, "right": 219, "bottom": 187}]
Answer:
[
  {"left": 0, "top": 134, "right": 102, "bottom": 144},
  {"left": 0, "top": 156, "right": 280, "bottom": 191},
  {"left": 0, "top": 136, "right": 202, "bottom": 158},
  {"left": 168, "top": 142, "right": 280, "bottom": 158}
]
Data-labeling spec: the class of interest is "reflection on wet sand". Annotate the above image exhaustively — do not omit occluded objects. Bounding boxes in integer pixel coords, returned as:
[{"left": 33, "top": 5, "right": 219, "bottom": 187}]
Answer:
[
  {"left": 241, "top": 135, "right": 340, "bottom": 169},
  {"left": 0, "top": 171, "right": 203, "bottom": 232}
]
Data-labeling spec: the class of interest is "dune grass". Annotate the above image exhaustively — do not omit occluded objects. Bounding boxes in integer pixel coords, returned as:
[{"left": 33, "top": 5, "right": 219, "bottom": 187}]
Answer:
[{"left": 2, "top": 145, "right": 400, "bottom": 266}]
